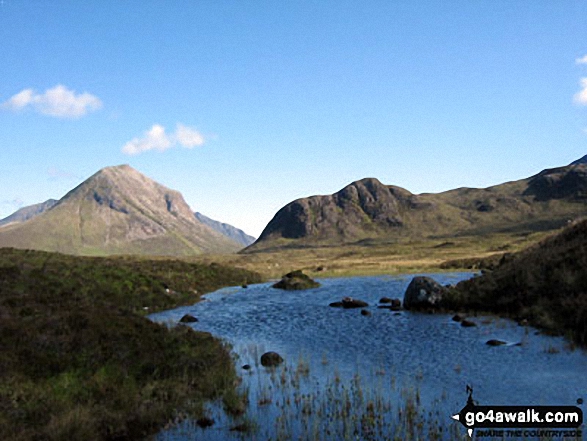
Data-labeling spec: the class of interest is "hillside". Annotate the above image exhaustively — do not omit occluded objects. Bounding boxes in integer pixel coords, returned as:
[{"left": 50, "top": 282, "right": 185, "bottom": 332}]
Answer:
[
  {"left": 444, "top": 218, "right": 587, "bottom": 346},
  {"left": 0, "top": 165, "right": 241, "bottom": 256},
  {"left": 195, "top": 212, "right": 255, "bottom": 246},
  {"left": 0, "top": 199, "right": 58, "bottom": 226},
  {"left": 0, "top": 248, "right": 262, "bottom": 439},
  {"left": 246, "top": 161, "right": 587, "bottom": 252}
]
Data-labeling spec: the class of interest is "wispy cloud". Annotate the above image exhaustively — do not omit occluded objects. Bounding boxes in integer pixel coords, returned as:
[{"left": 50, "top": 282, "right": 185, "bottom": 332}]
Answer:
[
  {"left": 1, "top": 85, "right": 102, "bottom": 118},
  {"left": 576, "top": 55, "right": 587, "bottom": 65},
  {"left": 122, "top": 123, "right": 206, "bottom": 155},
  {"left": 574, "top": 78, "right": 587, "bottom": 105}
]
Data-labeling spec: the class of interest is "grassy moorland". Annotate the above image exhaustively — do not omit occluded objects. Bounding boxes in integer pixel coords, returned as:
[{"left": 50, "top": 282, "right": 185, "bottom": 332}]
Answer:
[
  {"left": 0, "top": 248, "right": 262, "bottom": 440},
  {"left": 443, "top": 219, "right": 587, "bottom": 347},
  {"left": 194, "top": 230, "right": 553, "bottom": 279}
]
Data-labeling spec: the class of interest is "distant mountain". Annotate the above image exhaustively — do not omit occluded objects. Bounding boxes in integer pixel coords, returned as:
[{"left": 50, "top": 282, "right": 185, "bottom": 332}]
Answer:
[
  {"left": 0, "top": 199, "right": 58, "bottom": 226},
  {"left": 246, "top": 161, "right": 587, "bottom": 252},
  {"left": 194, "top": 212, "right": 255, "bottom": 247},
  {"left": 0, "top": 165, "right": 241, "bottom": 256}
]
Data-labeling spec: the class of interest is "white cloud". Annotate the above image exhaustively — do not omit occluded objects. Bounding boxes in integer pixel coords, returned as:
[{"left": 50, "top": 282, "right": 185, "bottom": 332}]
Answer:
[
  {"left": 122, "top": 124, "right": 172, "bottom": 155},
  {"left": 1, "top": 85, "right": 102, "bottom": 118},
  {"left": 574, "top": 78, "right": 587, "bottom": 105},
  {"left": 122, "top": 123, "right": 206, "bottom": 155},
  {"left": 175, "top": 123, "right": 205, "bottom": 148},
  {"left": 576, "top": 55, "right": 587, "bottom": 65}
]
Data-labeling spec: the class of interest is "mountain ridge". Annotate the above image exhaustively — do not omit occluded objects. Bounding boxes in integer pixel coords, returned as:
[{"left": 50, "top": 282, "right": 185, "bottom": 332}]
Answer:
[
  {"left": 194, "top": 212, "right": 255, "bottom": 247},
  {"left": 0, "top": 165, "right": 241, "bottom": 256},
  {"left": 0, "top": 199, "right": 58, "bottom": 227},
  {"left": 246, "top": 158, "right": 587, "bottom": 252}
]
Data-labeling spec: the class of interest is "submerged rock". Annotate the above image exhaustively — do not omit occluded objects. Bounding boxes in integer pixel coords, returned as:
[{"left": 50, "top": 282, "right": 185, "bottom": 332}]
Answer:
[
  {"left": 403, "top": 276, "right": 448, "bottom": 311},
  {"left": 260, "top": 351, "right": 284, "bottom": 367},
  {"left": 272, "top": 270, "right": 321, "bottom": 291},
  {"left": 461, "top": 319, "right": 477, "bottom": 327},
  {"left": 342, "top": 297, "right": 368, "bottom": 308},
  {"left": 486, "top": 339, "right": 507, "bottom": 346},
  {"left": 329, "top": 297, "right": 368, "bottom": 308},
  {"left": 360, "top": 309, "right": 371, "bottom": 316}
]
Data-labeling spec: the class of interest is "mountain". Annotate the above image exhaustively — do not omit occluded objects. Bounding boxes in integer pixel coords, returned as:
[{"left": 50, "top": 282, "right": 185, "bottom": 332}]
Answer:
[
  {"left": 0, "top": 199, "right": 58, "bottom": 227},
  {"left": 571, "top": 154, "right": 587, "bottom": 165},
  {"left": 0, "top": 165, "right": 241, "bottom": 256},
  {"left": 194, "top": 212, "right": 255, "bottom": 247},
  {"left": 246, "top": 160, "right": 587, "bottom": 252}
]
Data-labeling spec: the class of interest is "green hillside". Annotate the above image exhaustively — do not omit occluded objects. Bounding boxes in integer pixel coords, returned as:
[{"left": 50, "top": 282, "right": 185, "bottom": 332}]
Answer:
[{"left": 0, "top": 248, "right": 263, "bottom": 440}]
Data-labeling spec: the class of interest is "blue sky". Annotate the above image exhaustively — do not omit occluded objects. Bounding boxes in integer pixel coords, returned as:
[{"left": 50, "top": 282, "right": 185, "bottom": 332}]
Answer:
[{"left": 1, "top": 1, "right": 587, "bottom": 237}]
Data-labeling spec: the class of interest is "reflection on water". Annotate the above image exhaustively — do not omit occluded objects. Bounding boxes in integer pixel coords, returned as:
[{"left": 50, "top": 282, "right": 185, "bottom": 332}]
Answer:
[{"left": 150, "top": 274, "right": 587, "bottom": 440}]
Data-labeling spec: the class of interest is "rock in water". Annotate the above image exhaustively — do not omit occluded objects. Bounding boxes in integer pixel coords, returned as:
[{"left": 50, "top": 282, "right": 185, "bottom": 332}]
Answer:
[
  {"left": 260, "top": 351, "right": 284, "bottom": 367},
  {"left": 403, "top": 276, "right": 448, "bottom": 311},
  {"left": 272, "top": 270, "right": 321, "bottom": 290},
  {"left": 486, "top": 339, "right": 507, "bottom": 346},
  {"left": 179, "top": 314, "right": 198, "bottom": 323},
  {"left": 341, "top": 297, "right": 369, "bottom": 308}
]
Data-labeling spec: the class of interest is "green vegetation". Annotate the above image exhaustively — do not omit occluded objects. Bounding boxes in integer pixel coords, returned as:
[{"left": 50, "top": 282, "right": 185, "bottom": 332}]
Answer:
[
  {"left": 201, "top": 230, "right": 552, "bottom": 279},
  {"left": 0, "top": 248, "right": 263, "bottom": 440},
  {"left": 443, "top": 219, "right": 587, "bottom": 347},
  {"left": 272, "top": 270, "right": 321, "bottom": 290}
]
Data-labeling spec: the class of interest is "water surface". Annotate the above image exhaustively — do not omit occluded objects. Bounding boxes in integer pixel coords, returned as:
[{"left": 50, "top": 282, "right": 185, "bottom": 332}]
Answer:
[{"left": 150, "top": 274, "right": 586, "bottom": 440}]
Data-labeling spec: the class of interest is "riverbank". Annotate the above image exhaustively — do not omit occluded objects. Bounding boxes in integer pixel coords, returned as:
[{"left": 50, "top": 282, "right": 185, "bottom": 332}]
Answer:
[
  {"left": 0, "top": 248, "right": 262, "bottom": 440},
  {"left": 444, "top": 219, "right": 587, "bottom": 348}
]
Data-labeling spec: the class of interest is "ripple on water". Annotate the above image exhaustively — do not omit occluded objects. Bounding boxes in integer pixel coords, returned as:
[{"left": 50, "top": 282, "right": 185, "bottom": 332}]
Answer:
[{"left": 150, "top": 273, "right": 587, "bottom": 440}]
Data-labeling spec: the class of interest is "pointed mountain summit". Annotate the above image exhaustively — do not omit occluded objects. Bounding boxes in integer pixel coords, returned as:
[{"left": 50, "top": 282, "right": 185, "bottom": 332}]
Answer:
[
  {"left": 571, "top": 154, "right": 587, "bottom": 165},
  {"left": 0, "top": 165, "right": 241, "bottom": 256}
]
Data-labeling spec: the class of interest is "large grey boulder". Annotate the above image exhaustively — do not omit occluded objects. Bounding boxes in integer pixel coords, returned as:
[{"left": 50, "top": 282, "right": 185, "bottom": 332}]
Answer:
[{"left": 403, "top": 276, "right": 448, "bottom": 311}]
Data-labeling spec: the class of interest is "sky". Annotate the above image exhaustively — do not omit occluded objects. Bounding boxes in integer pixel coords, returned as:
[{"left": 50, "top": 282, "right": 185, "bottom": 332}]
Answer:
[{"left": 1, "top": 1, "right": 587, "bottom": 237}]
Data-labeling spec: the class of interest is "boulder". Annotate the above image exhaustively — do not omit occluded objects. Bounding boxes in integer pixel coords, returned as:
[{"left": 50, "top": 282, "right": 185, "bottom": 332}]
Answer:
[
  {"left": 260, "top": 351, "right": 284, "bottom": 367},
  {"left": 272, "top": 270, "right": 321, "bottom": 291},
  {"left": 390, "top": 298, "right": 402, "bottom": 310},
  {"left": 486, "top": 339, "right": 507, "bottom": 346},
  {"left": 379, "top": 297, "right": 393, "bottom": 304},
  {"left": 341, "top": 297, "right": 368, "bottom": 308},
  {"left": 329, "top": 301, "right": 344, "bottom": 308},
  {"left": 179, "top": 314, "right": 198, "bottom": 323},
  {"left": 196, "top": 417, "right": 215, "bottom": 428},
  {"left": 360, "top": 309, "right": 371, "bottom": 316},
  {"left": 461, "top": 319, "right": 477, "bottom": 327},
  {"left": 452, "top": 314, "right": 464, "bottom": 322},
  {"left": 403, "top": 276, "right": 448, "bottom": 311}
]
